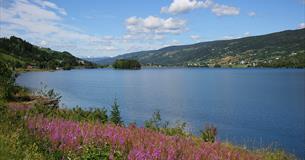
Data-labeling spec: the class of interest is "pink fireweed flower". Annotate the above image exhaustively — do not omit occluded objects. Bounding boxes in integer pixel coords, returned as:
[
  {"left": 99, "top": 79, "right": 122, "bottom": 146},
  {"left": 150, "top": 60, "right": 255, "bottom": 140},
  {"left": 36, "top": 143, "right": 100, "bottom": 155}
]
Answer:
[{"left": 27, "top": 117, "right": 261, "bottom": 160}]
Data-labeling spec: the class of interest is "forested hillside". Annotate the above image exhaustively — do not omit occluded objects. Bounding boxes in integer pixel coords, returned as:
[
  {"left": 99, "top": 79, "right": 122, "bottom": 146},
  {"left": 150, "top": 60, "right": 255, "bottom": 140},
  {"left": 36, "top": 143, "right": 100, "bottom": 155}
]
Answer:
[
  {"left": 0, "top": 36, "right": 96, "bottom": 70},
  {"left": 95, "top": 29, "right": 305, "bottom": 68}
]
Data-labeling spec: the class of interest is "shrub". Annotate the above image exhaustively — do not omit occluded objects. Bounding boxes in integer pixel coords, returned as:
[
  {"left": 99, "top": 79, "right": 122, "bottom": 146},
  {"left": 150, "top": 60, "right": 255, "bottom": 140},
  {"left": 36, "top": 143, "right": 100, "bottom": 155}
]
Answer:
[
  {"left": 78, "top": 144, "right": 123, "bottom": 160},
  {"left": 36, "top": 84, "right": 62, "bottom": 109},
  {"left": 144, "top": 111, "right": 189, "bottom": 136},
  {"left": 0, "top": 103, "right": 8, "bottom": 123},
  {"left": 80, "top": 144, "right": 111, "bottom": 159},
  {"left": 0, "top": 61, "right": 15, "bottom": 100},
  {"left": 144, "top": 110, "right": 168, "bottom": 131},
  {"left": 160, "top": 121, "right": 188, "bottom": 136},
  {"left": 88, "top": 108, "right": 108, "bottom": 123},
  {"left": 200, "top": 124, "right": 217, "bottom": 142}
]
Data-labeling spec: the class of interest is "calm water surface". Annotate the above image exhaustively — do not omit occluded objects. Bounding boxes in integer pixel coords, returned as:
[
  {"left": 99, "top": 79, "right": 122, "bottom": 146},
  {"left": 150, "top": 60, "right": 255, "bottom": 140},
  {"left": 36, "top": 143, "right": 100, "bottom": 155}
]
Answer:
[{"left": 16, "top": 68, "right": 305, "bottom": 158}]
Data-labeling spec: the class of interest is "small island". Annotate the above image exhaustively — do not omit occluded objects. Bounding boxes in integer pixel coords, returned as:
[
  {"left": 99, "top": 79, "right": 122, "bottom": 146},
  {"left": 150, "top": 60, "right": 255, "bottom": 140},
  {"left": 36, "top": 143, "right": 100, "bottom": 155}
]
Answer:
[{"left": 112, "top": 59, "right": 141, "bottom": 69}]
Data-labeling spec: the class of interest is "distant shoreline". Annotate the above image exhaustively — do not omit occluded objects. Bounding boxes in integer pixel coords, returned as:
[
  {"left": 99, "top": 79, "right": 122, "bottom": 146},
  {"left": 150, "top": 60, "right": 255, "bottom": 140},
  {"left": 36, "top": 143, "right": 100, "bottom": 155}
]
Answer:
[{"left": 16, "top": 66, "right": 305, "bottom": 74}]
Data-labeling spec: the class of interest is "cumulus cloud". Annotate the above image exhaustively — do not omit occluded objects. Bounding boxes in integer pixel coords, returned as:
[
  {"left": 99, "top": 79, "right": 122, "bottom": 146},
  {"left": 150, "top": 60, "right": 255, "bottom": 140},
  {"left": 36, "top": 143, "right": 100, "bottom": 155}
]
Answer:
[
  {"left": 0, "top": 0, "right": 199, "bottom": 57},
  {"left": 161, "top": 0, "right": 239, "bottom": 16},
  {"left": 0, "top": 0, "right": 135, "bottom": 56},
  {"left": 248, "top": 11, "right": 256, "bottom": 17},
  {"left": 125, "top": 16, "right": 186, "bottom": 35},
  {"left": 190, "top": 35, "right": 201, "bottom": 41},
  {"left": 0, "top": 0, "right": 86, "bottom": 38},
  {"left": 161, "top": 0, "right": 212, "bottom": 14},
  {"left": 298, "top": 22, "right": 305, "bottom": 29},
  {"left": 211, "top": 4, "right": 240, "bottom": 16},
  {"left": 123, "top": 16, "right": 187, "bottom": 49}
]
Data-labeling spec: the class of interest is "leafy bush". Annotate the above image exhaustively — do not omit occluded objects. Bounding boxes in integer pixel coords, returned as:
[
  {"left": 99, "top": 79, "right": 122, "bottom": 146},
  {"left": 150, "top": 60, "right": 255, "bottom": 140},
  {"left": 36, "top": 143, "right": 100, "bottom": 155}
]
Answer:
[
  {"left": 0, "top": 61, "right": 15, "bottom": 100},
  {"left": 144, "top": 110, "right": 168, "bottom": 131},
  {"left": 200, "top": 124, "right": 217, "bottom": 142},
  {"left": 35, "top": 84, "right": 62, "bottom": 109},
  {"left": 0, "top": 103, "right": 8, "bottom": 123},
  {"left": 68, "top": 107, "right": 108, "bottom": 123},
  {"left": 161, "top": 121, "right": 188, "bottom": 136},
  {"left": 80, "top": 144, "right": 111, "bottom": 160},
  {"left": 144, "top": 111, "right": 189, "bottom": 136},
  {"left": 75, "top": 143, "right": 123, "bottom": 160},
  {"left": 87, "top": 108, "right": 108, "bottom": 123}
]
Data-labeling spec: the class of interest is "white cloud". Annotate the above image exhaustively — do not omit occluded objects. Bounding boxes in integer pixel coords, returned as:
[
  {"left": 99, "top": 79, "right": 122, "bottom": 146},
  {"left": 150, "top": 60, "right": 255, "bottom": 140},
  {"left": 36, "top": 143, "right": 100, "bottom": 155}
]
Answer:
[
  {"left": 125, "top": 16, "right": 186, "bottom": 35},
  {"left": 162, "top": 39, "right": 181, "bottom": 47},
  {"left": 161, "top": 0, "right": 239, "bottom": 16},
  {"left": 298, "top": 22, "right": 305, "bottom": 29},
  {"left": 0, "top": 0, "right": 196, "bottom": 57},
  {"left": 32, "top": 0, "right": 67, "bottom": 15},
  {"left": 161, "top": 0, "right": 212, "bottom": 14},
  {"left": 190, "top": 35, "right": 201, "bottom": 41},
  {"left": 222, "top": 35, "right": 237, "bottom": 40},
  {"left": 248, "top": 11, "right": 256, "bottom": 17},
  {"left": 211, "top": 4, "right": 240, "bottom": 16},
  {"left": 0, "top": 0, "right": 183, "bottom": 57},
  {"left": 0, "top": 0, "right": 124, "bottom": 56},
  {"left": 221, "top": 32, "right": 252, "bottom": 40},
  {"left": 243, "top": 32, "right": 251, "bottom": 37},
  {"left": 1, "top": 0, "right": 61, "bottom": 22},
  {"left": 39, "top": 40, "right": 47, "bottom": 46},
  {"left": 101, "top": 46, "right": 118, "bottom": 51},
  {"left": 122, "top": 16, "right": 187, "bottom": 52}
]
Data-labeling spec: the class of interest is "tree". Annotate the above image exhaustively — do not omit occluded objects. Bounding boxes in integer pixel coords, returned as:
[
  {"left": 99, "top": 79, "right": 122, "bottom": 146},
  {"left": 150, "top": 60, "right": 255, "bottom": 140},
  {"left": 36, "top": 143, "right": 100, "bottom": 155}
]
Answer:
[
  {"left": 0, "top": 61, "right": 15, "bottom": 99},
  {"left": 112, "top": 59, "right": 141, "bottom": 69},
  {"left": 110, "top": 98, "right": 123, "bottom": 125}
]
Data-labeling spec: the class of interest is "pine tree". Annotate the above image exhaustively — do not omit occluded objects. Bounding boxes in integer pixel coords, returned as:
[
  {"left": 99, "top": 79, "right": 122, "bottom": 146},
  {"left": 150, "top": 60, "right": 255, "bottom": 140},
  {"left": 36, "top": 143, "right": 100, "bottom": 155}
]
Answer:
[{"left": 110, "top": 98, "right": 123, "bottom": 125}]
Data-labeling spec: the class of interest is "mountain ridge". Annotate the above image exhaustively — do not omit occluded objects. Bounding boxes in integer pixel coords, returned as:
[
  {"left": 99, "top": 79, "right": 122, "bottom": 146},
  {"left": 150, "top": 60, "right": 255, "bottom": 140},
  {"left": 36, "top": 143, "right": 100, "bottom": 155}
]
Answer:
[{"left": 92, "top": 28, "right": 305, "bottom": 68}]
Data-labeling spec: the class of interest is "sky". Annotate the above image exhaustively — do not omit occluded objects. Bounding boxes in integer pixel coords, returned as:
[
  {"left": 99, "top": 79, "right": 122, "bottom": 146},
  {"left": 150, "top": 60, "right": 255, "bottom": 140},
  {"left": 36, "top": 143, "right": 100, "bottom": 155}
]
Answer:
[{"left": 0, "top": 0, "right": 304, "bottom": 57}]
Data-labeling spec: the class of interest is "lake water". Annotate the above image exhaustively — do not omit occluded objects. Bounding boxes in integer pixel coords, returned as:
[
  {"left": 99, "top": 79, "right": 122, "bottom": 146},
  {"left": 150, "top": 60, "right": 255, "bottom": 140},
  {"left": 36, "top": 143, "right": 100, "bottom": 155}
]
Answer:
[{"left": 16, "top": 68, "right": 305, "bottom": 158}]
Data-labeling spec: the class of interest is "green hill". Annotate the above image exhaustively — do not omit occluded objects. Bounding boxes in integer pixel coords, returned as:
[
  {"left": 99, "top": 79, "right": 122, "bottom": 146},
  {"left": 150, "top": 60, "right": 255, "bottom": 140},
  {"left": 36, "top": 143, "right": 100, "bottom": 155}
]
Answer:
[
  {"left": 96, "top": 28, "right": 305, "bottom": 68},
  {"left": 0, "top": 36, "right": 96, "bottom": 70}
]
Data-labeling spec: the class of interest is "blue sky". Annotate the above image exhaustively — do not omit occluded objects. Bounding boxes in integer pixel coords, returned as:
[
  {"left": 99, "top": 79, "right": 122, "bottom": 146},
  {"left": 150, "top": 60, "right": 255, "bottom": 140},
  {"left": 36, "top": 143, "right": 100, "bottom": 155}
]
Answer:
[{"left": 1, "top": 0, "right": 304, "bottom": 57}]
